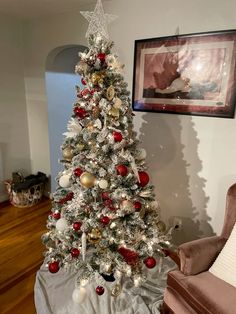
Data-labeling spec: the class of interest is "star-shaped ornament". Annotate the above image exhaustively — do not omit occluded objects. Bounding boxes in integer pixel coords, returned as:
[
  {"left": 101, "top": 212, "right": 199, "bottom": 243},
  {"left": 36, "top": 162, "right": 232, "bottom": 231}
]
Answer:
[{"left": 80, "top": 0, "right": 117, "bottom": 40}]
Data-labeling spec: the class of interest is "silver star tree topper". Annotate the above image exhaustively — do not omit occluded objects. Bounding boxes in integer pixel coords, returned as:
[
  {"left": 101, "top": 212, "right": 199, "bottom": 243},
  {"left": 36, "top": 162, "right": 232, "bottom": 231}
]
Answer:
[{"left": 80, "top": 0, "right": 117, "bottom": 40}]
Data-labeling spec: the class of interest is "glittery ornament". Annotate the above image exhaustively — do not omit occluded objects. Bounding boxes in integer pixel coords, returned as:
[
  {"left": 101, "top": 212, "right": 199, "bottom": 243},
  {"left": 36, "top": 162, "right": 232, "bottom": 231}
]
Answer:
[
  {"left": 87, "top": 122, "right": 95, "bottom": 131},
  {"left": 80, "top": 172, "right": 96, "bottom": 188},
  {"left": 56, "top": 218, "right": 68, "bottom": 232},
  {"left": 101, "top": 191, "right": 109, "bottom": 200},
  {"left": 80, "top": 0, "right": 117, "bottom": 40},
  {"left": 76, "top": 143, "right": 85, "bottom": 151},
  {"left": 111, "top": 283, "right": 122, "bottom": 297},
  {"left": 88, "top": 228, "right": 102, "bottom": 244},
  {"left": 156, "top": 221, "right": 166, "bottom": 233},
  {"left": 73, "top": 107, "right": 88, "bottom": 119},
  {"left": 92, "top": 106, "right": 100, "bottom": 118},
  {"left": 98, "top": 179, "right": 108, "bottom": 189},
  {"left": 113, "top": 97, "right": 122, "bottom": 109},
  {"left": 62, "top": 146, "right": 74, "bottom": 161},
  {"left": 139, "top": 207, "right": 146, "bottom": 219},
  {"left": 108, "top": 107, "right": 119, "bottom": 119},
  {"left": 91, "top": 72, "right": 104, "bottom": 85},
  {"left": 118, "top": 247, "right": 139, "bottom": 266},
  {"left": 106, "top": 85, "right": 115, "bottom": 100}
]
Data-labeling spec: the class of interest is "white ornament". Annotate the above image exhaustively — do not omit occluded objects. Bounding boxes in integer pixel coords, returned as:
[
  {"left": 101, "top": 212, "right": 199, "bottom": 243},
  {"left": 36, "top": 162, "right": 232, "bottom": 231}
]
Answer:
[
  {"left": 98, "top": 179, "right": 108, "bottom": 189},
  {"left": 59, "top": 174, "right": 71, "bottom": 188},
  {"left": 56, "top": 218, "right": 68, "bottom": 232},
  {"left": 137, "top": 148, "right": 147, "bottom": 160},
  {"left": 72, "top": 287, "right": 87, "bottom": 304},
  {"left": 63, "top": 118, "right": 82, "bottom": 138},
  {"left": 121, "top": 200, "right": 133, "bottom": 212},
  {"left": 82, "top": 232, "right": 87, "bottom": 262},
  {"left": 110, "top": 222, "right": 116, "bottom": 229}
]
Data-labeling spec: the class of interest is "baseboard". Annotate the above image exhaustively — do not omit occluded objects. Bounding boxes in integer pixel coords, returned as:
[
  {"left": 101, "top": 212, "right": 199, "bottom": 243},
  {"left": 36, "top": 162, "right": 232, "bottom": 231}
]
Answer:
[{"left": 0, "top": 193, "right": 8, "bottom": 203}]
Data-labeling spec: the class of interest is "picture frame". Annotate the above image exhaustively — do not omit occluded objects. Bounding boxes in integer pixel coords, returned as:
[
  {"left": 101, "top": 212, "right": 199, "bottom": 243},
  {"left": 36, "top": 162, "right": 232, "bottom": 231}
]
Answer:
[{"left": 132, "top": 30, "right": 236, "bottom": 118}]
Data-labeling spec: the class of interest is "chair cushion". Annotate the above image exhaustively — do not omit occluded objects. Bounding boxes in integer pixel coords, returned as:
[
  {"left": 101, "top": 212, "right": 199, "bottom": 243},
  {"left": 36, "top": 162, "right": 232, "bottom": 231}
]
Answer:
[
  {"left": 209, "top": 222, "right": 236, "bottom": 288},
  {"left": 167, "top": 270, "right": 236, "bottom": 314}
]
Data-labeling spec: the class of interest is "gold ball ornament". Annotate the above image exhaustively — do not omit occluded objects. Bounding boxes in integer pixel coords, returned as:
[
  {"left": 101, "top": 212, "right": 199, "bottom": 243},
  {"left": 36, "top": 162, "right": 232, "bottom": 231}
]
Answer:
[
  {"left": 156, "top": 221, "right": 166, "bottom": 233},
  {"left": 113, "top": 97, "right": 122, "bottom": 109},
  {"left": 87, "top": 122, "right": 94, "bottom": 131},
  {"left": 139, "top": 207, "right": 146, "bottom": 219},
  {"left": 92, "top": 106, "right": 100, "bottom": 118},
  {"left": 80, "top": 172, "right": 96, "bottom": 188},
  {"left": 76, "top": 143, "right": 85, "bottom": 151},
  {"left": 88, "top": 228, "right": 102, "bottom": 244},
  {"left": 111, "top": 284, "right": 122, "bottom": 297},
  {"left": 62, "top": 146, "right": 74, "bottom": 161},
  {"left": 91, "top": 72, "right": 104, "bottom": 85},
  {"left": 106, "top": 86, "right": 115, "bottom": 101},
  {"left": 108, "top": 107, "right": 120, "bottom": 120}
]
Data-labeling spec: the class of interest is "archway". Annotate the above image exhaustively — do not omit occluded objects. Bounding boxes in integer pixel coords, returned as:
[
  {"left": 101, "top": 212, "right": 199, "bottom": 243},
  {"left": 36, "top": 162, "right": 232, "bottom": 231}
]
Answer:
[{"left": 45, "top": 44, "right": 87, "bottom": 191}]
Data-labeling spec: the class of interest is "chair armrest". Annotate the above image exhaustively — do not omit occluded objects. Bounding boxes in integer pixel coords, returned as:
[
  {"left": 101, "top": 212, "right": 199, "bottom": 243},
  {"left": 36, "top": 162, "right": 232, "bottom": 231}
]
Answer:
[{"left": 178, "top": 236, "right": 227, "bottom": 276}]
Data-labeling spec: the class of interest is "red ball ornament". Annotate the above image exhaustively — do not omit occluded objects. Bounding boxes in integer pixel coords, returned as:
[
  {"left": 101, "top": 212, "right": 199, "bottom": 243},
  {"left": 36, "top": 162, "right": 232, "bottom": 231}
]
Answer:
[
  {"left": 52, "top": 212, "right": 61, "bottom": 219},
  {"left": 113, "top": 131, "right": 123, "bottom": 142},
  {"left": 71, "top": 248, "right": 80, "bottom": 258},
  {"left": 81, "top": 78, "right": 86, "bottom": 85},
  {"left": 144, "top": 256, "right": 156, "bottom": 269},
  {"left": 74, "top": 168, "right": 83, "bottom": 177},
  {"left": 134, "top": 201, "right": 142, "bottom": 210},
  {"left": 96, "top": 286, "right": 105, "bottom": 295},
  {"left": 81, "top": 88, "right": 90, "bottom": 97},
  {"left": 100, "top": 216, "right": 110, "bottom": 225},
  {"left": 104, "top": 198, "right": 113, "bottom": 206},
  {"left": 73, "top": 107, "right": 87, "bottom": 119},
  {"left": 116, "top": 165, "right": 128, "bottom": 176},
  {"left": 101, "top": 192, "right": 109, "bottom": 200},
  {"left": 66, "top": 192, "right": 74, "bottom": 201},
  {"left": 97, "top": 53, "right": 106, "bottom": 62},
  {"left": 73, "top": 222, "right": 82, "bottom": 231},
  {"left": 138, "top": 171, "right": 150, "bottom": 187},
  {"left": 108, "top": 205, "right": 116, "bottom": 211},
  {"left": 48, "top": 261, "right": 60, "bottom": 273}
]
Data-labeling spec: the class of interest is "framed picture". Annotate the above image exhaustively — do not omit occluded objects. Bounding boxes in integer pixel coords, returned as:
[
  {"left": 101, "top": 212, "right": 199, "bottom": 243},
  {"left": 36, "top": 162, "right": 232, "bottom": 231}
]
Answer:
[{"left": 132, "top": 30, "right": 236, "bottom": 118}]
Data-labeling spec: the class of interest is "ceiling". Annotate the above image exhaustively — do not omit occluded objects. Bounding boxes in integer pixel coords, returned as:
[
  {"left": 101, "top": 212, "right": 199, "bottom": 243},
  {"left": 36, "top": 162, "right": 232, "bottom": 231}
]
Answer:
[{"left": 0, "top": 0, "right": 110, "bottom": 19}]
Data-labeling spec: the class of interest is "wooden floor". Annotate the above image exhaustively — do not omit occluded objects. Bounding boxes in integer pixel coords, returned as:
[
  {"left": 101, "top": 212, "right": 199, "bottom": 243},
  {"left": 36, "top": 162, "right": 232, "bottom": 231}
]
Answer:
[{"left": 0, "top": 198, "right": 51, "bottom": 314}]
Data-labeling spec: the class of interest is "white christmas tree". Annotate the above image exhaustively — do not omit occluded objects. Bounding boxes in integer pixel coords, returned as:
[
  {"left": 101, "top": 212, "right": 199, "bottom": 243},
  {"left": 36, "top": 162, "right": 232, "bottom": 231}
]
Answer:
[{"left": 42, "top": 0, "right": 171, "bottom": 302}]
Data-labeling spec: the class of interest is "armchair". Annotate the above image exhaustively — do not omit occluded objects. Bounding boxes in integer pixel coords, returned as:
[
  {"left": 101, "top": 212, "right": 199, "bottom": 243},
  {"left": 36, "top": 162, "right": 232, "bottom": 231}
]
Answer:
[{"left": 163, "top": 183, "right": 236, "bottom": 314}]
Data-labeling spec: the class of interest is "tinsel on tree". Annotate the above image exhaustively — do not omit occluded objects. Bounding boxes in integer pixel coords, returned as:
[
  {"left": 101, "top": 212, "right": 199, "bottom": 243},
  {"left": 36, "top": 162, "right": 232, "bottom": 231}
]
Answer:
[{"left": 42, "top": 0, "right": 171, "bottom": 302}]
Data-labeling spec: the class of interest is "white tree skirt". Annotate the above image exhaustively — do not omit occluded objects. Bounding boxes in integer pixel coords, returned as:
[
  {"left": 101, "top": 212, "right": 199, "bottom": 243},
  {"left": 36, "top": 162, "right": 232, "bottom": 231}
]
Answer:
[{"left": 34, "top": 257, "right": 176, "bottom": 314}]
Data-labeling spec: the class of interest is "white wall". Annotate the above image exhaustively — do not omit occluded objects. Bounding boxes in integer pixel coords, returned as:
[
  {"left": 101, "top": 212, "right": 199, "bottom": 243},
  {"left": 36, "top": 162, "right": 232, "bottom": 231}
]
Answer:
[
  {"left": 23, "top": 0, "right": 236, "bottom": 242},
  {"left": 0, "top": 14, "right": 31, "bottom": 201}
]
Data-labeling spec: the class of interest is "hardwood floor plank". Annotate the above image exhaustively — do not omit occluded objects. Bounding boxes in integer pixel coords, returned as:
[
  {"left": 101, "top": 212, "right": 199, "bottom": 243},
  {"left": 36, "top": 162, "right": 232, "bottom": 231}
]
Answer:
[{"left": 0, "top": 198, "right": 51, "bottom": 314}]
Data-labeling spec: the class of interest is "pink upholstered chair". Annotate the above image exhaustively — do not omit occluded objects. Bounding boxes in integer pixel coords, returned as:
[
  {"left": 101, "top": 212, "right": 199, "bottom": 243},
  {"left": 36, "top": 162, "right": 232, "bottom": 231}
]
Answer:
[{"left": 163, "top": 183, "right": 236, "bottom": 314}]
